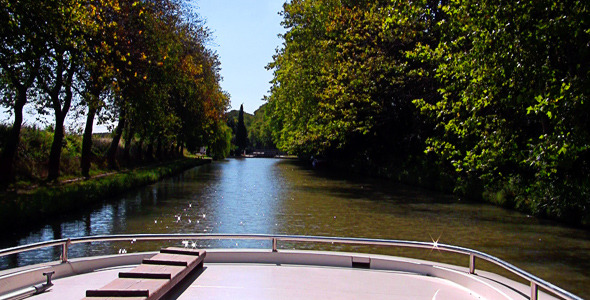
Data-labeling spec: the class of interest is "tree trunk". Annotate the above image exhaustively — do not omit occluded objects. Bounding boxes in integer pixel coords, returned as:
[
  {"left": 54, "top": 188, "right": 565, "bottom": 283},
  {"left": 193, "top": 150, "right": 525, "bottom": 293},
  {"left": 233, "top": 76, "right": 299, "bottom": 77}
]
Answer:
[
  {"left": 146, "top": 140, "right": 154, "bottom": 161},
  {"left": 136, "top": 137, "right": 144, "bottom": 162},
  {"left": 123, "top": 124, "right": 135, "bottom": 163},
  {"left": 107, "top": 113, "right": 125, "bottom": 170},
  {"left": 47, "top": 61, "right": 74, "bottom": 181},
  {"left": 156, "top": 138, "right": 162, "bottom": 160},
  {"left": 47, "top": 113, "right": 66, "bottom": 181},
  {"left": 0, "top": 89, "right": 27, "bottom": 184},
  {"left": 81, "top": 105, "right": 97, "bottom": 178},
  {"left": 168, "top": 143, "right": 174, "bottom": 158}
]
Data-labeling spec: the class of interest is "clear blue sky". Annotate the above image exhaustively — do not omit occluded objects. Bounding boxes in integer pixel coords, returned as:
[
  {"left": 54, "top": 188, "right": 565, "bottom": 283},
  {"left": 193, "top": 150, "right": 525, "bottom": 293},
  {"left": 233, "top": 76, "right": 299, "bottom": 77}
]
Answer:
[{"left": 194, "top": 0, "right": 286, "bottom": 114}]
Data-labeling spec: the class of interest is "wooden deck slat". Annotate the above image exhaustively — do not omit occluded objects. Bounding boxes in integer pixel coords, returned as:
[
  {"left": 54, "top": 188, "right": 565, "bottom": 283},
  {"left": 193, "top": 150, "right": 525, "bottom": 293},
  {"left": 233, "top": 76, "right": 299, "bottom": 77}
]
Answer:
[
  {"left": 91, "top": 278, "right": 166, "bottom": 295},
  {"left": 141, "top": 259, "right": 188, "bottom": 266},
  {"left": 119, "top": 272, "right": 172, "bottom": 279},
  {"left": 142, "top": 252, "right": 201, "bottom": 266},
  {"left": 126, "top": 264, "right": 185, "bottom": 278},
  {"left": 149, "top": 252, "right": 202, "bottom": 262},
  {"left": 84, "top": 247, "right": 206, "bottom": 300},
  {"left": 86, "top": 289, "right": 149, "bottom": 297},
  {"left": 160, "top": 247, "right": 204, "bottom": 256}
]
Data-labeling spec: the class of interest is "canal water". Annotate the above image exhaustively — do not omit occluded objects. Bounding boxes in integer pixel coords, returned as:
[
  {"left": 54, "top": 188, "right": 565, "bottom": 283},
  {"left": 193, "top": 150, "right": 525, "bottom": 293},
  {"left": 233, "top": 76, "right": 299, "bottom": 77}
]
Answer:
[{"left": 1, "top": 158, "right": 589, "bottom": 296}]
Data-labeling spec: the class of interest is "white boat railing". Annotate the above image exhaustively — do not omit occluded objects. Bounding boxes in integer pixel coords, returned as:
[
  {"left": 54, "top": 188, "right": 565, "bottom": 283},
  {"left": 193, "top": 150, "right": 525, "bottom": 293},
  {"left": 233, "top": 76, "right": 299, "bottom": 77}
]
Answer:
[{"left": 0, "top": 233, "right": 582, "bottom": 300}]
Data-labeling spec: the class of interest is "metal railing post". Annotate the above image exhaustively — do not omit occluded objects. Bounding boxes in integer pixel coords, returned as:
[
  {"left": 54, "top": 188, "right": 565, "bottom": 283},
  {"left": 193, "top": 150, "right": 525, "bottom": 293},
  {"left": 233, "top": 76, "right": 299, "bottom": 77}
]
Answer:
[
  {"left": 61, "top": 238, "right": 71, "bottom": 263},
  {"left": 272, "top": 238, "right": 278, "bottom": 252},
  {"left": 531, "top": 282, "right": 538, "bottom": 300},
  {"left": 469, "top": 254, "right": 476, "bottom": 274}
]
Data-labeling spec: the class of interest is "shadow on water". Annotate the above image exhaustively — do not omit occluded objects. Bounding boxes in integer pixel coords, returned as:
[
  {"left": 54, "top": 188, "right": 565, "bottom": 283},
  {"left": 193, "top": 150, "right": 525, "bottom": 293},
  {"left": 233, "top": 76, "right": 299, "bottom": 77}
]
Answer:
[
  {"left": 273, "top": 159, "right": 590, "bottom": 295},
  {"left": 281, "top": 159, "right": 457, "bottom": 204}
]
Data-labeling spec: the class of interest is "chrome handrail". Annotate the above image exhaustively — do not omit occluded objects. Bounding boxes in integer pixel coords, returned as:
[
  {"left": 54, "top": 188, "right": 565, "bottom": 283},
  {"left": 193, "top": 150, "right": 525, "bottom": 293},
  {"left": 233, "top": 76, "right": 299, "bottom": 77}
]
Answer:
[{"left": 0, "top": 233, "right": 581, "bottom": 300}]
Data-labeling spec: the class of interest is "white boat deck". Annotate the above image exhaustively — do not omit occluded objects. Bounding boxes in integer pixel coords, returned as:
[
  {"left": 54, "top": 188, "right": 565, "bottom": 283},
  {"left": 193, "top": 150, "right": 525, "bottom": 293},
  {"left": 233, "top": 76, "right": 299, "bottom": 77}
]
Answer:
[
  {"left": 2, "top": 249, "right": 561, "bottom": 300},
  {"left": 29, "top": 263, "right": 480, "bottom": 300},
  {"left": 173, "top": 263, "right": 482, "bottom": 300}
]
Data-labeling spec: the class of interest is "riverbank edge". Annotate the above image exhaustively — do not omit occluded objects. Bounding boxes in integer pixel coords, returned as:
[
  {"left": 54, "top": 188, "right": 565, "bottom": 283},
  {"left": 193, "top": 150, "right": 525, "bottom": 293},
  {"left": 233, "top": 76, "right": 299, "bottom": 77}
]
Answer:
[{"left": 0, "top": 157, "right": 211, "bottom": 231}]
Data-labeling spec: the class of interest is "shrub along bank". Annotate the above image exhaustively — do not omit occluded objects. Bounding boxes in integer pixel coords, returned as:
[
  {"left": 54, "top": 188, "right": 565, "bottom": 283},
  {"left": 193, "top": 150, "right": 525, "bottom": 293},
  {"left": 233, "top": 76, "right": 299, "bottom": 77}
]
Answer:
[{"left": 0, "top": 158, "right": 210, "bottom": 231}]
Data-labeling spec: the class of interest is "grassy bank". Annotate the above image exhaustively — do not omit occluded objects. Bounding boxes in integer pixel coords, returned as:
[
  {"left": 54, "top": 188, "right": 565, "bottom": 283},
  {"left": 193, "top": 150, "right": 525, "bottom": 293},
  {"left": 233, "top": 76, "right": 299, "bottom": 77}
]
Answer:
[{"left": 0, "top": 157, "right": 211, "bottom": 231}]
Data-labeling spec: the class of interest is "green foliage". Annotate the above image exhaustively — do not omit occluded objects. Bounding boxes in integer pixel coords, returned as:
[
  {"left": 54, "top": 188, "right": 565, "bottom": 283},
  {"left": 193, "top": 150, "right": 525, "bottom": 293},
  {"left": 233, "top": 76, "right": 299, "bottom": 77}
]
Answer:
[
  {"left": 208, "top": 120, "right": 232, "bottom": 160},
  {"left": 414, "top": 0, "right": 590, "bottom": 223},
  {"left": 0, "top": 0, "right": 229, "bottom": 182},
  {"left": 226, "top": 108, "right": 257, "bottom": 153},
  {"left": 14, "top": 126, "right": 53, "bottom": 179},
  {"left": 0, "top": 0, "right": 47, "bottom": 182},
  {"left": 0, "top": 124, "right": 105, "bottom": 180},
  {"left": 0, "top": 124, "right": 87, "bottom": 180},
  {"left": 268, "top": 0, "right": 439, "bottom": 157},
  {"left": 268, "top": 0, "right": 590, "bottom": 225},
  {"left": 226, "top": 109, "right": 254, "bottom": 129},
  {"left": 0, "top": 157, "right": 210, "bottom": 230},
  {"left": 248, "top": 103, "right": 276, "bottom": 149}
]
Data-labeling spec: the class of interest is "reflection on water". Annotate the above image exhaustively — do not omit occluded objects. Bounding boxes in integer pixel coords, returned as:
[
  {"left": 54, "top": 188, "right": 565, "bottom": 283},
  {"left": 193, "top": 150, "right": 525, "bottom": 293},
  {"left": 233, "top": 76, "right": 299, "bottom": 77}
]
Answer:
[{"left": 0, "top": 158, "right": 589, "bottom": 295}]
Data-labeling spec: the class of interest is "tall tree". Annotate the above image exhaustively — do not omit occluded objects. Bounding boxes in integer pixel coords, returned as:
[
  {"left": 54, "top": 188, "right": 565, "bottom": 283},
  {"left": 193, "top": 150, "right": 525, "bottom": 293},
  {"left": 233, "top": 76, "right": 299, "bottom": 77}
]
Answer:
[
  {"left": 37, "top": 0, "right": 85, "bottom": 180},
  {"left": 0, "top": 0, "right": 45, "bottom": 183},
  {"left": 236, "top": 104, "right": 248, "bottom": 154},
  {"left": 105, "top": 0, "right": 165, "bottom": 169},
  {"left": 79, "top": 0, "right": 120, "bottom": 177}
]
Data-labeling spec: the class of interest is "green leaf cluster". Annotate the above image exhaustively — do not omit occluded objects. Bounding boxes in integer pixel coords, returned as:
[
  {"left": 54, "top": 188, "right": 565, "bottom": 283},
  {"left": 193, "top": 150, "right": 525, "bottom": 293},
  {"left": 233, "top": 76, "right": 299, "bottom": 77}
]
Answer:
[
  {"left": 268, "top": 0, "right": 437, "bottom": 159},
  {"left": 268, "top": 0, "right": 590, "bottom": 225},
  {"left": 415, "top": 0, "right": 590, "bottom": 222},
  {"left": 248, "top": 103, "right": 276, "bottom": 150}
]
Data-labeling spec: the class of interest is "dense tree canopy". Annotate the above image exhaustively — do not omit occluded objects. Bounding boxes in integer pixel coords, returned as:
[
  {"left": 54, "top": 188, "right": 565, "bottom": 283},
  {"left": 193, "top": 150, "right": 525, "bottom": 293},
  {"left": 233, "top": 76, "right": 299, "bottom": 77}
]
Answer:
[
  {"left": 267, "top": 0, "right": 590, "bottom": 225},
  {"left": 248, "top": 103, "right": 275, "bottom": 150},
  {"left": 268, "top": 0, "right": 439, "bottom": 161},
  {"left": 414, "top": 0, "right": 590, "bottom": 220}
]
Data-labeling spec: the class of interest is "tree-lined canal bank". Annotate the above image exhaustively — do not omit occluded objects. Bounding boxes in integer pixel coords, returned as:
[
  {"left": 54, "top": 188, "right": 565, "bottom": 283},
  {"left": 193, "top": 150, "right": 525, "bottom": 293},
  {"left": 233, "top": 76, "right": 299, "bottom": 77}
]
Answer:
[
  {"left": 0, "top": 158, "right": 588, "bottom": 296},
  {"left": 0, "top": 158, "right": 211, "bottom": 231}
]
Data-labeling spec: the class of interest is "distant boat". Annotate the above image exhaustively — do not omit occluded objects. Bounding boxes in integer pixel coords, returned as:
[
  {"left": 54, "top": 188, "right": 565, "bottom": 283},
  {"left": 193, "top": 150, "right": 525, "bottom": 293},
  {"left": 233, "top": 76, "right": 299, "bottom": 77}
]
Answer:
[{"left": 0, "top": 234, "right": 581, "bottom": 300}]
